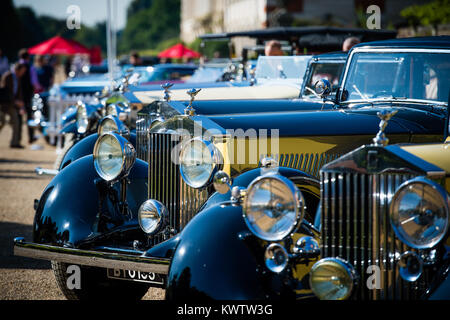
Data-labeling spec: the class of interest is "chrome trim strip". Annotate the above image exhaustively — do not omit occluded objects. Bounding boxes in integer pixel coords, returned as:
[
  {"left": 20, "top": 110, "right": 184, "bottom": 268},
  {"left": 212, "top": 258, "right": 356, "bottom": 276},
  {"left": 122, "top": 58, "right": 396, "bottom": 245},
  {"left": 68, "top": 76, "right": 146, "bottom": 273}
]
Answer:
[{"left": 14, "top": 241, "right": 170, "bottom": 274}]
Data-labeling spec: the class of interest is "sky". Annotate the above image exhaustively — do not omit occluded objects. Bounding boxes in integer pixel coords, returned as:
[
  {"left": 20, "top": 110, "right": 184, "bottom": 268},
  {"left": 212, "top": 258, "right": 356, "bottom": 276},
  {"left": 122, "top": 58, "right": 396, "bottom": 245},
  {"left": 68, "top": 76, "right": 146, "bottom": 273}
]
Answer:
[{"left": 13, "top": 0, "right": 133, "bottom": 30}]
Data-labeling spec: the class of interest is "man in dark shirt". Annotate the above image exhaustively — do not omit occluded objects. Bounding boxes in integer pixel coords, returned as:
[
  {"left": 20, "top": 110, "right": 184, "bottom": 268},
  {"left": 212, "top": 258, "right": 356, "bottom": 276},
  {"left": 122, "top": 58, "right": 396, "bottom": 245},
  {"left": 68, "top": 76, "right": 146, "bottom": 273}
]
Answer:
[
  {"left": 18, "top": 49, "right": 38, "bottom": 143},
  {"left": 0, "top": 63, "right": 27, "bottom": 148}
]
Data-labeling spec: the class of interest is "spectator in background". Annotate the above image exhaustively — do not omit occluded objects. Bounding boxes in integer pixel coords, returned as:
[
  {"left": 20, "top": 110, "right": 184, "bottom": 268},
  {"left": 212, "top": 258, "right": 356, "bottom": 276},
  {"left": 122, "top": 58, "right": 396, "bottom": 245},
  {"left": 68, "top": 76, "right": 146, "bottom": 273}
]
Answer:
[
  {"left": 342, "top": 37, "right": 361, "bottom": 52},
  {"left": 34, "top": 55, "right": 54, "bottom": 92},
  {"left": 0, "top": 62, "right": 27, "bottom": 148},
  {"left": 0, "top": 49, "right": 9, "bottom": 76},
  {"left": 265, "top": 40, "right": 284, "bottom": 56},
  {"left": 18, "top": 48, "right": 40, "bottom": 144},
  {"left": 129, "top": 51, "right": 142, "bottom": 66}
]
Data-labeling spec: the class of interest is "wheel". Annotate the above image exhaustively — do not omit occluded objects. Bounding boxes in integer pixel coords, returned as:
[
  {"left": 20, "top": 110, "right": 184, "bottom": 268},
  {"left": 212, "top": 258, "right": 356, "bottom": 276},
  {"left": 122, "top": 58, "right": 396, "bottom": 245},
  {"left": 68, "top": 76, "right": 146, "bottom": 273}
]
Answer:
[
  {"left": 51, "top": 261, "right": 150, "bottom": 300},
  {"left": 53, "top": 134, "right": 73, "bottom": 170}
]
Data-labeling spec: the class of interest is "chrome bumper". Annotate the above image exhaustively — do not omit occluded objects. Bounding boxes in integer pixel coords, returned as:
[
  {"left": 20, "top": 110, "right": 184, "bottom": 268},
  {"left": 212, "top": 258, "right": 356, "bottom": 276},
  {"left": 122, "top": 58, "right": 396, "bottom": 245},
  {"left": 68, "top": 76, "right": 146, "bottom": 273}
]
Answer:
[{"left": 13, "top": 238, "right": 170, "bottom": 275}]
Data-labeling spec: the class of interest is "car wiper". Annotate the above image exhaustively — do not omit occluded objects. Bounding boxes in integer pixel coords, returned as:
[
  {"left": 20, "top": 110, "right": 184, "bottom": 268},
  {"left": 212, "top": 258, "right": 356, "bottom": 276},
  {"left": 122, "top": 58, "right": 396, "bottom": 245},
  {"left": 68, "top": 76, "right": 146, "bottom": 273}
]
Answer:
[
  {"left": 352, "top": 84, "right": 370, "bottom": 103},
  {"left": 304, "top": 86, "right": 321, "bottom": 99}
]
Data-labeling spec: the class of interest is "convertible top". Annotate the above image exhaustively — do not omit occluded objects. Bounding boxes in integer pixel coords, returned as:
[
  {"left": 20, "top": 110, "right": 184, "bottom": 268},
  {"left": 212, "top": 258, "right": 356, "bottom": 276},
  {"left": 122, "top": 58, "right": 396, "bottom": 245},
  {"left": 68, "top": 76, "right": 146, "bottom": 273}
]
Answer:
[
  {"left": 354, "top": 35, "right": 450, "bottom": 50},
  {"left": 199, "top": 26, "right": 397, "bottom": 52}
]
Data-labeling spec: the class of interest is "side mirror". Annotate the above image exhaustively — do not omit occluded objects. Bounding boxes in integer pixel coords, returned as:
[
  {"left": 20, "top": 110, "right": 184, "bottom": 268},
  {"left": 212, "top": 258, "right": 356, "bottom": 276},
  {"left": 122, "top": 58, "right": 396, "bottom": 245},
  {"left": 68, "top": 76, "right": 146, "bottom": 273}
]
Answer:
[{"left": 314, "top": 79, "right": 332, "bottom": 99}]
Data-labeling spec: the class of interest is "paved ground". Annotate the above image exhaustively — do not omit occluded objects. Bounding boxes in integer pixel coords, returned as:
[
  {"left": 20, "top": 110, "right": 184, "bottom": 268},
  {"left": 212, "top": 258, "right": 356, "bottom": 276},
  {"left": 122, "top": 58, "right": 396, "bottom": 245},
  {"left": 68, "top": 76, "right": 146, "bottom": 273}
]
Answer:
[{"left": 0, "top": 123, "right": 164, "bottom": 300}]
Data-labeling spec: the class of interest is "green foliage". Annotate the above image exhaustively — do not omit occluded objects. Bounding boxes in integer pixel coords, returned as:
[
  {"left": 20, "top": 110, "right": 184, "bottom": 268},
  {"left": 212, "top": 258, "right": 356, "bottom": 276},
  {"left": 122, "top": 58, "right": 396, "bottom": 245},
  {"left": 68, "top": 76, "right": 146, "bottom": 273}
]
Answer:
[
  {"left": 0, "top": 0, "right": 25, "bottom": 59},
  {"left": 119, "top": 0, "right": 180, "bottom": 53},
  {"left": 73, "top": 22, "right": 107, "bottom": 53},
  {"left": 127, "top": 0, "right": 153, "bottom": 18},
  {"left": 401, "top": 0, "right": 450, "bottom": 28},
  {"left": 189, "top": 38, "right": 229, "bottom": 59}
]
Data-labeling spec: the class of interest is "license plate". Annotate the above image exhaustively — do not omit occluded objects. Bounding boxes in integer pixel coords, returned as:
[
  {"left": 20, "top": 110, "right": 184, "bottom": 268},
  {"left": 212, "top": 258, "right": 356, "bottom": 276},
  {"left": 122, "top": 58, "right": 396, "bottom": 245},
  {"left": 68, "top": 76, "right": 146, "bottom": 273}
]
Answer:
[{"left": 107, "top": 269, "right": 165, "bottom": 286}]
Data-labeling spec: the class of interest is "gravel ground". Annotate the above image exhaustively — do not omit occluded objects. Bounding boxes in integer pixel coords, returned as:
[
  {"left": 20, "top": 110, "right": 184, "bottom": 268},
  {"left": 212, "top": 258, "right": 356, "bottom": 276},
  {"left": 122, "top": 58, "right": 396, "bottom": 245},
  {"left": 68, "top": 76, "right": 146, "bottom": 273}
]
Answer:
[{"left": 0, "top": 124, "right": 164, "bottom": 300}]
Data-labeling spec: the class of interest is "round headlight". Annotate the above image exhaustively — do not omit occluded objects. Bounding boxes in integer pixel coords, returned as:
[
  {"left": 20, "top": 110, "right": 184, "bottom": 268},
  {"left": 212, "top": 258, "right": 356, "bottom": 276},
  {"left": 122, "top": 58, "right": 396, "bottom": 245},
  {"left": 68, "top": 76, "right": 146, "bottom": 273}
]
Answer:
[
  {"left": 242, "top": 175, "right": 304, "bottom": 241},
  {"left": 390, "top": 177, "right": 449, "bottom": 249},
  {"left": 106, "top": 104, "right": 118, "bottom": 116},
  {"left": 93, "top": 133, "right": 136, "bottom": 181},
  {"left": 310, "top": 258, "right": 356, "bottom": 300},
  {"left": 138, "top": 200, "right": 168, "bottom": 235},
  {"left": 98, "top": 116, "right": 119, "bottom": 136},
  {"left": 76, "top": 103, "right": 88, "bottom": 134},
  {"left": 179, "top": 138, "right": 223, "bottom": 189}
]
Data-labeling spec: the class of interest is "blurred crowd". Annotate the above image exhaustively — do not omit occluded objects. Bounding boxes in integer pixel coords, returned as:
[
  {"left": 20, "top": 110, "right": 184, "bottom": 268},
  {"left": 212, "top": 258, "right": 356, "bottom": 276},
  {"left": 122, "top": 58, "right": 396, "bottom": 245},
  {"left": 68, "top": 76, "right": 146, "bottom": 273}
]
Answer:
[{"left": 0, "top": 48, "right": 59, "bottom": 149}]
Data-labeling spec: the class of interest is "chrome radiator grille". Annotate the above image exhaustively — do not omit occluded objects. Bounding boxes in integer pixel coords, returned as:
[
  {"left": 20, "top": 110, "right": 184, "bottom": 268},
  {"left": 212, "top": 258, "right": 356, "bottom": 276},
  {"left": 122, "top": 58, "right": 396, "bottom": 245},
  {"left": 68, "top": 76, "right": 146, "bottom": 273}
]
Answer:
[
  {"left": 279, "top": 153, "right": 341, "bottom": 178},
  {"left": 148, "top": 132, "right": 208, "bottom": 242},
  {"left": 321, "top": 172, "right": 430, "bottom": 300},
  {"left": 136, "top": 114, "right": 153, "bottom": 161}
]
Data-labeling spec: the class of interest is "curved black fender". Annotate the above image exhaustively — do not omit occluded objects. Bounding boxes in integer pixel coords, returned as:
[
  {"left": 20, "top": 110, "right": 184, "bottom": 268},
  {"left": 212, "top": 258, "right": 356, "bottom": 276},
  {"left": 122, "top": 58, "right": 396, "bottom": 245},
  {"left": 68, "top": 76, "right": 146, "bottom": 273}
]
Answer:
[
  {"left": 59, "top": 132, "right": 137, "bottom": 170},
  {"left": 33, "top": 155, "right": 148, "bottom": 247},
  {"left": 60, "top": 119, "right": 77, "bottom": 135},
  {"left": 425, "top": 256, "right": 450, "bottom": 300},
  {"left": 165, "top": 167, "right": 320, "bottom": 300}
]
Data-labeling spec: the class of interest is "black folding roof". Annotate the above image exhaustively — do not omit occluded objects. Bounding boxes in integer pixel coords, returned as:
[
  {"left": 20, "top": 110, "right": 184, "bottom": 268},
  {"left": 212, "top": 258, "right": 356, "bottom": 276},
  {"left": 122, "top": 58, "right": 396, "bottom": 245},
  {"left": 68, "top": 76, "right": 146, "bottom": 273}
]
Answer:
[{"left": 200, "top": 26, "right": 397, "bottom": 52}]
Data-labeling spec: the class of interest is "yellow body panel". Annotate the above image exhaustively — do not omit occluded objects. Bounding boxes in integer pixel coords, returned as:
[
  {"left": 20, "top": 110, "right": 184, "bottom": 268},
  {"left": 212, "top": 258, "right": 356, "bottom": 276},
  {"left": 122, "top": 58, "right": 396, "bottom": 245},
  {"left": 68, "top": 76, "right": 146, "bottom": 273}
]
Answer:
[
  {"left": 133, "top": 85, "right": 301, "bottom": 104},
  {"left": 224, "top": 134, "right": 412, "bottom": 177},
  {"left": 400, "top": 141, "right": 450, "bottom": 175}
]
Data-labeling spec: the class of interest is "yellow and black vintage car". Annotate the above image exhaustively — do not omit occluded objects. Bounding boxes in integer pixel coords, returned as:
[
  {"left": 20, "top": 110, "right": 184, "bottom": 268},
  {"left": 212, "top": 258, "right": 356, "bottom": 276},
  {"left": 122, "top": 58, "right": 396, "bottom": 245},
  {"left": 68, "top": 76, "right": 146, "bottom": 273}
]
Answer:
[{"left": 13, "top": 36, "right": 450, "bottom": 300}]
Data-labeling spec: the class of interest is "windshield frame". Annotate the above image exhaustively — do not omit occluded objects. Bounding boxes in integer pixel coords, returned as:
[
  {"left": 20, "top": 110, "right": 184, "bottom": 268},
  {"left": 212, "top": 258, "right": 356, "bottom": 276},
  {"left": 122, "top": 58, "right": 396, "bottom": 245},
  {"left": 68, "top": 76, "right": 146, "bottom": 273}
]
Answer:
[{"left": 338, "top": 47, "right": 450, "bottom": 105}]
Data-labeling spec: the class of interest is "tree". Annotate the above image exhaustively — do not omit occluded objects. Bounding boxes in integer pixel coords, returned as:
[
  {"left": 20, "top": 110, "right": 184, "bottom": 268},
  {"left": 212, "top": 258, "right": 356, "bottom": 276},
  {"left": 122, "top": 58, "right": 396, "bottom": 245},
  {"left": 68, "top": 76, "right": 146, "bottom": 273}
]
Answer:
[
  {"left": 401, "top": 0, "right": 450, "bottom": 35},
  {"left": 0, "top": 0, "right": 24, "bottom": 60},
  {"left": 120, "top": 0, "right": 180, "bottom": 53}
]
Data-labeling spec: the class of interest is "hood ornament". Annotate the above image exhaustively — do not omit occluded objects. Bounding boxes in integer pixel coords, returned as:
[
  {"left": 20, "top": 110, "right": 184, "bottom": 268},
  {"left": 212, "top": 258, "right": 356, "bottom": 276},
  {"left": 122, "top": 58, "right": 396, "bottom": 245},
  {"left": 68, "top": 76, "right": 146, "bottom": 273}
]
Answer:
[
  {"left": 161, "top": 82, "right": 174, "bottom": 102},
  {"left": 184, "top": 88, "right": 201, "bottom": 116},
  {"left": 373, "top": 109, "right": 398, "bottom": 146}
]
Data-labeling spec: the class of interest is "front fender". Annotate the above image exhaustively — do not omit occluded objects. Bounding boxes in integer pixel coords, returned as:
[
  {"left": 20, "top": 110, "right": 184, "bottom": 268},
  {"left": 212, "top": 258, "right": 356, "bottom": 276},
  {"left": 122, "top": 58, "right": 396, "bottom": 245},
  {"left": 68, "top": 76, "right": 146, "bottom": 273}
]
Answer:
[
  {"left": 166, "top": 202, "right": 318, "bottom": 300},
  {"left": 33, "top": 155, "right": 148, "bottom": 247},
  {"left": 59, "top": 132, "right": 137, "bottom": 170},
  {"left": 60, "top": 119, "right": 77, "bottom": 135},
  {"left": 166, "top": 203, "right": 285, "bottom": 300}
]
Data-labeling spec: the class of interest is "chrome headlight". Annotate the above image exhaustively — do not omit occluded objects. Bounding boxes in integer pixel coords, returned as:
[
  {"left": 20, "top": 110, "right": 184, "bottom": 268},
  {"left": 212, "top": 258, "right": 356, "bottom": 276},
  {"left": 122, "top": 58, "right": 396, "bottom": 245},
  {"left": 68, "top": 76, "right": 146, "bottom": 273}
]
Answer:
[
  {"left": 93, "top": 132, "right": 136, "bottom": 181},
  {"left": 98, "top": 115, "right": 119, "bottom": 136},
  {"left": 106, "top": 104, "right": 118, "bottom": 116},
  {"left": 138, "top": 200, "right": 169, "bottom": 235},
  {"left": 242, "top": 175, "right": 304, "bottom": 241},
  {"left": 179, "top": 138, "right": 223, "bottom": 189},
  {"left": 310, "top": 258, "right": 357, "bottom": 300},
  {"left": 389, "top": 177, "right": 449, "bottom": 249},
  {"left": 76, "top": 103, "right": 88, "bottom": 134}
]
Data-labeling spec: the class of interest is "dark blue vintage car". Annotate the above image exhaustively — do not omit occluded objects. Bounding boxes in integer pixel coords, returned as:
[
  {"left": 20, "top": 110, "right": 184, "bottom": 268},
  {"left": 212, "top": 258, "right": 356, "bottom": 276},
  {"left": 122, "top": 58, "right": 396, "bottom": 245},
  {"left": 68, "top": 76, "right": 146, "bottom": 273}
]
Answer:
[{"left": 14, "top": 36, "right": 450, "bottom": 300}]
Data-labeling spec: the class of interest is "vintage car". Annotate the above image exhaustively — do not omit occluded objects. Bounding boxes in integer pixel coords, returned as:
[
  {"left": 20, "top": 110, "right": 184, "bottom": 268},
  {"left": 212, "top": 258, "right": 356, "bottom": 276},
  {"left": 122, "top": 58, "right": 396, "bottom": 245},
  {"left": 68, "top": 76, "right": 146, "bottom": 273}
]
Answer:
[
  {"left": 309, "top": 132, "right": 450, "bottom": 300},
  {"left": 13, "top": 36, "right": 449, "bottom": 300}
]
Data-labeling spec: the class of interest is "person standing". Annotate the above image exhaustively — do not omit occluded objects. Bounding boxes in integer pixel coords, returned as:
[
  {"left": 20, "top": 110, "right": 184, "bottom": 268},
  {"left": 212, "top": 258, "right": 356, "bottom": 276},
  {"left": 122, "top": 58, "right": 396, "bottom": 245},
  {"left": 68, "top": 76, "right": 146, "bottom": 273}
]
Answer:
[
  {"left": 34, "top": 55, "right": 54, "bottom": 92},
  {"left": 0, "top": 63, "right": 27, "bottom": 148},
  {"left": 18, "top": 48, "right": 40, "bottom": 144},
  {"left": 0, "top": 49, "right": 9, "bottom": 77}
]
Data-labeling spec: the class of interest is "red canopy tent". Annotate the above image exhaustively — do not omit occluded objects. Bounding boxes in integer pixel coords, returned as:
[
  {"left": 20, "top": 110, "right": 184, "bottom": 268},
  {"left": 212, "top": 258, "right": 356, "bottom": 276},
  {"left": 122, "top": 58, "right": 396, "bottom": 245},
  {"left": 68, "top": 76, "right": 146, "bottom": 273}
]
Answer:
[
  {"left": 158, "top": 43, "right": 201, "bottom": 59},
  {"left": 28, "top": 36, "right": 90, "bottom": 55}
]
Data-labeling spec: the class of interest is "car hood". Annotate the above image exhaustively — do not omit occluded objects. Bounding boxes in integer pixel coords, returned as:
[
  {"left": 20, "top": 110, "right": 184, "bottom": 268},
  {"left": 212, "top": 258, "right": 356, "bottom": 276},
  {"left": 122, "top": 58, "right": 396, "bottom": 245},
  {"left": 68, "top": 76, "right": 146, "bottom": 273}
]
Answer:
[
  {"left": 132, "top": 83, "right": 301, "bottom": 103},
  {"left": 399, "top": 140, "right": 450, "bottom": 174},
  {"left": 205, "top": 106, "right": 444, "bottom": 137}
]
